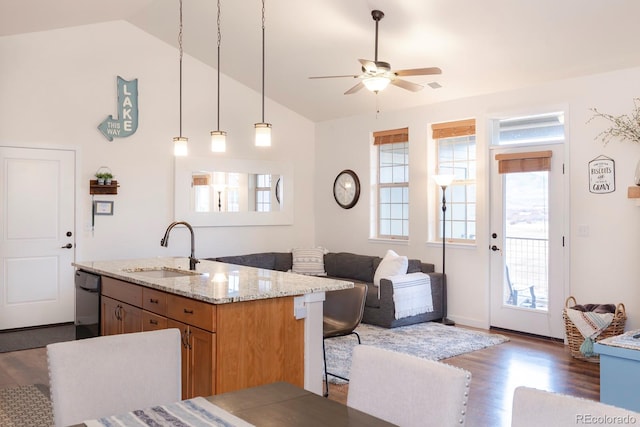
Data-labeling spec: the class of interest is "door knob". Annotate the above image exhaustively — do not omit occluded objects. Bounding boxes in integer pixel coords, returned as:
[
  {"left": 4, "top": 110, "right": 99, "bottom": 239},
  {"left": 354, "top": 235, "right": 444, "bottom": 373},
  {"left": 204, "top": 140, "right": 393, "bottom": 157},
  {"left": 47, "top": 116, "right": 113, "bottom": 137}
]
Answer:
[
  {"left": 490, "top": 245, "right": 501, "bottom": 252},
  {"left": 61, "top": 243, "right": 73, "bottom": 249}
]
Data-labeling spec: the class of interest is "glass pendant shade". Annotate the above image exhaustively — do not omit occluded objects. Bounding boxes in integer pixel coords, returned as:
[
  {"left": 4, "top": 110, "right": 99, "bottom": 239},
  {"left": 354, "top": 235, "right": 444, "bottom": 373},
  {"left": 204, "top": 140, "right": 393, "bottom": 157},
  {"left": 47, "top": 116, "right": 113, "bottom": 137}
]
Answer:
[
  {"left": 173, "top": 136, "right": 188, "bottom": 157},
  {"left": 210, "top": 131, "right": 226, "bottom": 152},
  {"left": 254, "top": 123, "right": 272, "bottom": 147},
  {"left": 363, "top": 76, "right": 391, "bottom": 92}
]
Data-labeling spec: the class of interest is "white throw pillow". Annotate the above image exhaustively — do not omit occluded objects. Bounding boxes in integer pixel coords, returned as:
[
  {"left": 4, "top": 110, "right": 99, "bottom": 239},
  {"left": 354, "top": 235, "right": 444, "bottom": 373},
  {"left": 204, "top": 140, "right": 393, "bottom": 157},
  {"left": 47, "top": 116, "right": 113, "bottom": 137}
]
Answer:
[
  {"left": 374, "top": 249, "right": 408, "bottom": 286},
  {"left": 291, "top": 247, "right": 327, "bottom": 276}
]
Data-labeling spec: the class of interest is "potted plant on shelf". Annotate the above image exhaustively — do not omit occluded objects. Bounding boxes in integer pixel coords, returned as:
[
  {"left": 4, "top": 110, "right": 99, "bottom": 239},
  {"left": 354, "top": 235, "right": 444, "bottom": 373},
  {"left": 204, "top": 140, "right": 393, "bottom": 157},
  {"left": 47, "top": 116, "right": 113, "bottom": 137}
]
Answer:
[{"left": 95, "top": 167, "right": 114, "bottom": 185}]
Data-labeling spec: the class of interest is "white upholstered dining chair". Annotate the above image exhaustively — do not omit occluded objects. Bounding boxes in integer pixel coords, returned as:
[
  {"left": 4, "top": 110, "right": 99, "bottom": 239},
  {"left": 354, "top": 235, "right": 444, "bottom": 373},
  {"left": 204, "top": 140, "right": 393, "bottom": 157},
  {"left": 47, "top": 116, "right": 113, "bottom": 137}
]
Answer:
[
  {"left": 511, "top": 386, "right": 640, "bottom": 427},
  {"left": 47, "top": 328, "right": 181, "bottom": 427},
  {"left": 347, "top": 345, "right": 472, "bottom": 426}
]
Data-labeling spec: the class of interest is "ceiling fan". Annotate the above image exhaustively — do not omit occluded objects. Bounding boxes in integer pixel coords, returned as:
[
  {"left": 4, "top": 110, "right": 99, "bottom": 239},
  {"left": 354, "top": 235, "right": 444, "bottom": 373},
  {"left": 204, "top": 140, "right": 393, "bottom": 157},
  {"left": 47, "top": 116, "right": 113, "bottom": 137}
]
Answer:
[{"left": 309, "top": 10, "right": 442, "bottom": 95}]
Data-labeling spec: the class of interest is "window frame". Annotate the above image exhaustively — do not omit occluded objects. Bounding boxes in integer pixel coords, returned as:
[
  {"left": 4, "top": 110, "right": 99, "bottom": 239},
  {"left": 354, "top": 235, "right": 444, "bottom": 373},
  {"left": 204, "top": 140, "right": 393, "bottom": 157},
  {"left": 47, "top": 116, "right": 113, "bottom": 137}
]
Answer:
[
  {"left": 373, "top": 128, "right": 410, "bottom": 240},
  {"left": 433, "top": 120, "right": 477, "bottom": 244}
]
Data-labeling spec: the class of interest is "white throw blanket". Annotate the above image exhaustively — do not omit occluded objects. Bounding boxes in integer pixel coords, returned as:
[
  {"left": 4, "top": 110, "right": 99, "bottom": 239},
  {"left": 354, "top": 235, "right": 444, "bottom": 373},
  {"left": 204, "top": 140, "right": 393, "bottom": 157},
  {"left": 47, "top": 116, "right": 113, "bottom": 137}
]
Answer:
[
  {"left": 386, "top": 272, "right": 433, "bottom": 320},
  {"left": 566, "top": 308, "right": 614, "bottom": 356}
]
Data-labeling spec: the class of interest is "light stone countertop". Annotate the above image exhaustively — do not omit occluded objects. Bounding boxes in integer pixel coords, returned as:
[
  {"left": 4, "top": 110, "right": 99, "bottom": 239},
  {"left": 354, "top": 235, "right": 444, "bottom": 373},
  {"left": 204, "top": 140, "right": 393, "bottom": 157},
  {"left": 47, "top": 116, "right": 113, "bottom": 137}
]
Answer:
[{"left": 73, "top": 257, "right": 354, "bottom": 304}]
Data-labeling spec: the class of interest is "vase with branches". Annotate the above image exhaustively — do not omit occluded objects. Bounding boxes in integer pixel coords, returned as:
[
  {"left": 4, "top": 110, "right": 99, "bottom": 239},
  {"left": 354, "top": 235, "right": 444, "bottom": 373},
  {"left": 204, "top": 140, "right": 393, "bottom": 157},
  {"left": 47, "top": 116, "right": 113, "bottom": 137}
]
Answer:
[{"left": 588, "top": 98, "right": 640, "bottom": 145}]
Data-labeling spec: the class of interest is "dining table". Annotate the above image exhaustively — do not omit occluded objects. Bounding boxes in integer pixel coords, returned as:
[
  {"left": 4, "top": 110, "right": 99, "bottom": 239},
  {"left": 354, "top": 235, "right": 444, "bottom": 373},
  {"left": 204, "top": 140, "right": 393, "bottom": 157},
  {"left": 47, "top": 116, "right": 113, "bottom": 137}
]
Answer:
[
  {"left": 207, "top": 381, "right": 395, "bottom": 426},
  {"left": 79, "top": 381, "right": 396, "bottom": 426}
]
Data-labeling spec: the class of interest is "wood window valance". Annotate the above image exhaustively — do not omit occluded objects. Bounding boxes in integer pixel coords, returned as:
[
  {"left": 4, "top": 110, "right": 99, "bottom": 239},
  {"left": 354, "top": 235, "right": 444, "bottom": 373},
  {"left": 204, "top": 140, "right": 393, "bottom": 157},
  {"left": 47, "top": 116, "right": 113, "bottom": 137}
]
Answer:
[
  {"left": 431, "top": 119, "right": 476, "bottom": 139},
  {"left": 192, "top": 174, "right": 210, "bottom": 186},
  {"left": 495, "top": 150, "right": 552, "bottom": 174},
  {"left": 373, "top": 127, "right": 409, "bottom": 145}
]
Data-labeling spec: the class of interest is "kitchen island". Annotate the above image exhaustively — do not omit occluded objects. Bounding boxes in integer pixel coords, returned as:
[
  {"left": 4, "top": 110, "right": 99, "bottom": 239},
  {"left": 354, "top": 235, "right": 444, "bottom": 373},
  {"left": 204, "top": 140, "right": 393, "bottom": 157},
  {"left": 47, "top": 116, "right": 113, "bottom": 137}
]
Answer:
[{"left": 73, "top": 257, "right": 353, "bottom": 398}]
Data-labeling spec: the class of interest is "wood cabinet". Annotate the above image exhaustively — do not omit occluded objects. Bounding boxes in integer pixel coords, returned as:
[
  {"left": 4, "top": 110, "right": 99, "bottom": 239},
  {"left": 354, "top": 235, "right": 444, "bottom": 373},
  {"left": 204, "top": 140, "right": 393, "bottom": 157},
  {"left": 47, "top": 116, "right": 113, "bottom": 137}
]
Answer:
[
  {"left": 168, "top": 319, "right": 215, "bottom": 399},
  {"left": 100, "top": 275, "right": 304, "bottom": 399},
  {"left": 101, "top": 278, "right": 143, "bottom": 335}
]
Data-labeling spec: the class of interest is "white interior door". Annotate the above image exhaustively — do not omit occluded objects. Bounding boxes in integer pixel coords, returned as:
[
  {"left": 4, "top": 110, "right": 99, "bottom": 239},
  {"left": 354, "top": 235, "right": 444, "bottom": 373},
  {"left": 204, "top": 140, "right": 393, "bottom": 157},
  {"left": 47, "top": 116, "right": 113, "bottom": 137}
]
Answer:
[
  {"left": 0, "top": 146, "right": 75, "bottom": 330},
  {"left": 489, "top": 144, "right": 566, "bottom": 338}
]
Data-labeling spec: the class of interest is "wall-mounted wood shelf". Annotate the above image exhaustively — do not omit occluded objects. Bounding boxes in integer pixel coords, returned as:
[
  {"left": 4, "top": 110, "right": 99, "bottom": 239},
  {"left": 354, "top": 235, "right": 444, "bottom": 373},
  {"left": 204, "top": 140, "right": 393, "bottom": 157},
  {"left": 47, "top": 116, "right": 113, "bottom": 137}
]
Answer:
[
  {"left": 90, "top": 180, "right": 119, "bottom": 195},
  {"left": 628, "top": 186, "right": 640, "bottom": 199}
]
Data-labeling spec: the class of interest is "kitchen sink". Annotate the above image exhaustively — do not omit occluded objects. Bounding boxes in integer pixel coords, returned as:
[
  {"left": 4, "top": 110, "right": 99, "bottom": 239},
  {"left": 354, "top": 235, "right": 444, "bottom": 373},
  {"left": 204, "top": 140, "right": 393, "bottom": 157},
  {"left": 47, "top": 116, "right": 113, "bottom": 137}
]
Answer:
[{"left": 122, "top": 267, "right": 202, "bottom": 278}]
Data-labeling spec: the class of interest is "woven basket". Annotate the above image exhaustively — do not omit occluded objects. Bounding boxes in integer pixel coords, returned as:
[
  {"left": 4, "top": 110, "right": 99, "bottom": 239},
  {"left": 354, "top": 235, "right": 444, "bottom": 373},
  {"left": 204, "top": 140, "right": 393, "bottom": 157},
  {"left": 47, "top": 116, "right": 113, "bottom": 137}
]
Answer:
[{"left": 563, "top": 296, "right": 626, "bottom": 362}]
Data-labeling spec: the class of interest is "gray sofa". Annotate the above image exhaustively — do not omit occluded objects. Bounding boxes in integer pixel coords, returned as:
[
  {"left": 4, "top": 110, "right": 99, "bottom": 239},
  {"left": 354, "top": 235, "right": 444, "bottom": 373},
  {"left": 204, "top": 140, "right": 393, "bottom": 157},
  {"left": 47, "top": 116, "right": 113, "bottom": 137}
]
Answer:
[{"left": 208, "top": 251, "right": 445, "bottom": 328}]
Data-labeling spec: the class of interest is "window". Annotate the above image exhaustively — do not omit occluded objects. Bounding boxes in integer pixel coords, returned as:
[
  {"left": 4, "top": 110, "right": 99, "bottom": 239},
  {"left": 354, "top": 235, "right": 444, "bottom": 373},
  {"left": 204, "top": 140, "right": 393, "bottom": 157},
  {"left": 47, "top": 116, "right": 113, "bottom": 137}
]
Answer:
[
  {"left": 496, "top": 112, "right": 564, "bottom": 145},
  {"left": 255, "top": 174, "right": 271, "bottom": 212},
  {"left": 433, "top": 119, "right": 476, "bottom": 243},
  {"left": 374, "top": 128, "right": 409, "bottom": 239}
]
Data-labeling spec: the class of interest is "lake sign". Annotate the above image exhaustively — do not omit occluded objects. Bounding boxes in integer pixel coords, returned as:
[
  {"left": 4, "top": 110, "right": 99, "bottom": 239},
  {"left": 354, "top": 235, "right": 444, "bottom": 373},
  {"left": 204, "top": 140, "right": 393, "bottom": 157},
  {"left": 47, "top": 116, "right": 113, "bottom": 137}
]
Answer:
[{"left": 98, "top": 76, "right": 139, "bottom": 141}]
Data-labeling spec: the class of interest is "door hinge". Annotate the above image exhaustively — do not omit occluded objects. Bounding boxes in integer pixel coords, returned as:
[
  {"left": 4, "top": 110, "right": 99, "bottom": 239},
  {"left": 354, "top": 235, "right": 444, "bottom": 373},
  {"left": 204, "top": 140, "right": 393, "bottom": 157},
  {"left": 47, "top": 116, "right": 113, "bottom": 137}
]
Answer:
[
  {"left": 562, "top": 236, "right": 565, "bottom": 247},
  {"left": 562, "top": 163, "right": 565, "bottom": 174}
]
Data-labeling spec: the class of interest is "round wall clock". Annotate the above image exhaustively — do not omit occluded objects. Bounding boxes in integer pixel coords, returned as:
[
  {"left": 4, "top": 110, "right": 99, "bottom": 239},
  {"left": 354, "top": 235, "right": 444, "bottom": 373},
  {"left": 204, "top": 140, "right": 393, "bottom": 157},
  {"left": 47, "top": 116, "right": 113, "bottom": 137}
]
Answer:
[{"left": 333, "top": 169, "right": 361, "bottom": 209}]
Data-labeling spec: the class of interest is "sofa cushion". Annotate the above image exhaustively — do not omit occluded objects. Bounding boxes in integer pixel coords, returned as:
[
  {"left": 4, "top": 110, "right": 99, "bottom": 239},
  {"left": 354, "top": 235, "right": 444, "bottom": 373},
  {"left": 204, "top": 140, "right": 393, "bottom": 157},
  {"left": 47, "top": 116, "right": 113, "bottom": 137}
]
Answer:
[
  {"left": 291, "top": 247, "right": 327, "bottom": 276},
  {"left": 273, "top": 252, "right": 293, "bottom": 272},
  {"left": 324, "top": 252, "right": 377, "bottom": 283},
  {"left": 365, "top": 283, "right": 381, "bottom": 308},
  {"left": 407, "top": 259, "right": 422, "bottom": 273},
  {"left": 216, "top": 253, "right": 276, "bottom": 270},
  {"left": 373, "top": 250, "right": 408, "bottom": 287}
]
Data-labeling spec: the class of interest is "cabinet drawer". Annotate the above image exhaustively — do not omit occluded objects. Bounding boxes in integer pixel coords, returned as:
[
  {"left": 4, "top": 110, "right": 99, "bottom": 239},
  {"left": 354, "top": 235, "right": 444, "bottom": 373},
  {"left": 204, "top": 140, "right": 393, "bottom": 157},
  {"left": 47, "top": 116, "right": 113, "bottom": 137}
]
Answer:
[
  {"left": 167, "top": 293, "right": 216, "bottom": 332},
  {"left": 102, "top": 277, "right": 143, "bottom": 306},
  {"left": 142, "top": 311, "right": 168, "bottom": 331},
  {"left": 143, "top": 288, "right": 168, "bottom": 316}
]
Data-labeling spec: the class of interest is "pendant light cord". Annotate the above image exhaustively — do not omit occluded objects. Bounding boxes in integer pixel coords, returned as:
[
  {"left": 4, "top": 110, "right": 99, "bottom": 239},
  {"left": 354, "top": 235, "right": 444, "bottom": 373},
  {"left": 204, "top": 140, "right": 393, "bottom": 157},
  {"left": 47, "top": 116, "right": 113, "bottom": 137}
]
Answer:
[
  {"left": 178, "top": 0, "right": 184, "bottom": 137},
  {"left": 261, "top": 0, "right": 266, "bottom": 123},
  {"left": 216, "top": 0, "right": 221, "bottom": 131}
]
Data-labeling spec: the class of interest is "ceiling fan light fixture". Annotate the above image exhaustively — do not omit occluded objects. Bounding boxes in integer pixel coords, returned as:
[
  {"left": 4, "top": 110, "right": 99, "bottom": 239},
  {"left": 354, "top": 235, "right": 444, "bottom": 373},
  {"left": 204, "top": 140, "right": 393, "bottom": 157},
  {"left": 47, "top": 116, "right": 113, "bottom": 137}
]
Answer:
[
  {"left": 363, "top": 76, "right": 391, "bottom": 92},
  {"left": 254, "top": 122, "right": 272, "bottom": 147},
  {"left": 210, "top": 130, "right": 226, "bottom": 152}
]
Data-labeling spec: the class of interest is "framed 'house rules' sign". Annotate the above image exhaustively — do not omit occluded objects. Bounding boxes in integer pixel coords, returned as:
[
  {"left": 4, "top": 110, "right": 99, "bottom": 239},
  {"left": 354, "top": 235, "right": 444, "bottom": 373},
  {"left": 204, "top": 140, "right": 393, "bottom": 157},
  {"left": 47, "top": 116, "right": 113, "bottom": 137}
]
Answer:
[{"left": 589, "top": 155, "right": 615, "bottom": 194}]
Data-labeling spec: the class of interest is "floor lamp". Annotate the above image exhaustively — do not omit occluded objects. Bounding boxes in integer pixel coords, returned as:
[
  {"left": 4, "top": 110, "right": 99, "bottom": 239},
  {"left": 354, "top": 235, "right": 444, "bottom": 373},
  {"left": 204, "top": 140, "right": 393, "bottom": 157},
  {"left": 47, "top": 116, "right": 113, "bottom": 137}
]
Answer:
[{"left": 434, "top": 174, "right": 455, "bottom": 326}]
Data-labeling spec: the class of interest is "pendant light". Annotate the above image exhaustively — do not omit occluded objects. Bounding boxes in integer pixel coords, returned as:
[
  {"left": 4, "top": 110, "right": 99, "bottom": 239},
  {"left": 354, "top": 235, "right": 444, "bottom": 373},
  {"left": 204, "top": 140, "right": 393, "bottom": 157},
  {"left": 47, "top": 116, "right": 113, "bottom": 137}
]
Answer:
[
  {"left": 254, "top": 0, "right": 271, "bottom": 147},
  {"left": 210, "top": 0, "right": 226, "bottom": 152},
  {"left": 173, "top": 0, "right": 188, "bottom": 156}
]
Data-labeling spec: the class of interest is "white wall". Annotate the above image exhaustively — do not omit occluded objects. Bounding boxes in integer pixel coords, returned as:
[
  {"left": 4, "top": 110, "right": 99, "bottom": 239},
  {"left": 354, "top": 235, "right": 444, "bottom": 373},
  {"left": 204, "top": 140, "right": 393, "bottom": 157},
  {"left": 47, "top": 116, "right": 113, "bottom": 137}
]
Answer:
[
  {"left": 315, "top": 67, "right": 640, "bottom": 330},
  {"left": 0, "top": 21, "right": 316, "bottom": 263}
]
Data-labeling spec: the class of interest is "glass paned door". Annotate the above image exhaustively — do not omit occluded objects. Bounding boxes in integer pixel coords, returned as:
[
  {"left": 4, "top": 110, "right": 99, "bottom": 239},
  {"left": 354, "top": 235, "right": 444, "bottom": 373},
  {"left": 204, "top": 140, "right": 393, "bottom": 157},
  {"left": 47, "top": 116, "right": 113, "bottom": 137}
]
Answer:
[
  {"left": 503, "top": 171, "right": 549, "bottom": 310},
  {"left": 490, "top": 145, "right": 565, "bottom": 338}
]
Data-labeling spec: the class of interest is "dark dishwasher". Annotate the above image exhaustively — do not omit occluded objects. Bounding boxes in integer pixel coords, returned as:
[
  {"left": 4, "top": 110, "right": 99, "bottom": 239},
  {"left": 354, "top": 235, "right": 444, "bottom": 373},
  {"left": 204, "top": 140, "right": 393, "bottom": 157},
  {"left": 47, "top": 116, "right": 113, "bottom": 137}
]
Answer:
[{"left": 75, "top": 270, "right": 101, "bottom": 339}]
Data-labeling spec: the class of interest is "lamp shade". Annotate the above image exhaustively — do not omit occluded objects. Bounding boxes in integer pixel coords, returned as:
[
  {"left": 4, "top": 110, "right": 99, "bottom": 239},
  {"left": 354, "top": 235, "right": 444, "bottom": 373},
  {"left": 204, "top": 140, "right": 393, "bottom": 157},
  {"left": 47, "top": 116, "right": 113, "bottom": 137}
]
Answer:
[
  {"left": 363, "top": 76, "right": 391, "bottom": 92},
  {"left": 433, "top": 174, "right": 455, "bottom": 187},
  {"left": 254, "top": 123, "right": 272, "bottom": 147},
  {"left": 210, "top": 130, "right": 226, "bottom": 152},
  {"left": 173, "top": 136, "right": 188, "bottom": 157}
]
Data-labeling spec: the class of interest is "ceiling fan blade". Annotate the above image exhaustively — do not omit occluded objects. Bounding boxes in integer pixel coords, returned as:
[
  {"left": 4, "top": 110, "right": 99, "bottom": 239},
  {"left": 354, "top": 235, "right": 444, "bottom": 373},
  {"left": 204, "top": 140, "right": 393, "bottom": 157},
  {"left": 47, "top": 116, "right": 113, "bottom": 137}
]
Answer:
[
  {"left": 358, "top": 59, "right": 378, "bottom": 74},
  {"left": 394, "top": 67, "right": 442, "bottom": 77},
  {"left": 390, "top": 79, "right": 424, "bottom": 92},
  {"left": 344, "top": 82, "right": 365, "bottom": 95},
  {"left": 309, "top": 74, "right": 360, "bottom": 79}
]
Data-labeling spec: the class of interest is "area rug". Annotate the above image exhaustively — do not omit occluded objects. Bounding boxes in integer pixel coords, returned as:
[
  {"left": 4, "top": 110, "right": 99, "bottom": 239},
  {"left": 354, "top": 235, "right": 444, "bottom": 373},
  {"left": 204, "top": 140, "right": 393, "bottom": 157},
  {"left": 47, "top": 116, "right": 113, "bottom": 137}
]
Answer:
[
  {"left": 324, "top": 322, "right": 509, "bottom": 384},
  {"left": 0, "top": 384, "right": 53, "bottom": 427},
  {"left": 0, "top": 324, "right": 75, "bottom": 353}
]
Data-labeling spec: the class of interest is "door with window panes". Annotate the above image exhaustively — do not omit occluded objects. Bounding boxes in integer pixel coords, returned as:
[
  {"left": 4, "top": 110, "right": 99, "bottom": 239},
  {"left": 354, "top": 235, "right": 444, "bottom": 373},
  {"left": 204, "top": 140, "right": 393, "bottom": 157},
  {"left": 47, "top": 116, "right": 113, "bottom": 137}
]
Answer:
[{"left": 489, "top": 113, "right": 566, "bottom": 338}]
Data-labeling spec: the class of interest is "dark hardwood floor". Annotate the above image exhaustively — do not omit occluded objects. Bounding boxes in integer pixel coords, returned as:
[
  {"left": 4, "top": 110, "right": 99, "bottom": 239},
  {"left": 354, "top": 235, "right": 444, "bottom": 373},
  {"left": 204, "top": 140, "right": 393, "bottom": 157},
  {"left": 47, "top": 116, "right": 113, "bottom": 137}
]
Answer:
[
  {"left": 325, "top": 327, "right": 600, "bottom": 427},
  {"left": 0, "top": 327, "right": 599, "bottom": 427}
]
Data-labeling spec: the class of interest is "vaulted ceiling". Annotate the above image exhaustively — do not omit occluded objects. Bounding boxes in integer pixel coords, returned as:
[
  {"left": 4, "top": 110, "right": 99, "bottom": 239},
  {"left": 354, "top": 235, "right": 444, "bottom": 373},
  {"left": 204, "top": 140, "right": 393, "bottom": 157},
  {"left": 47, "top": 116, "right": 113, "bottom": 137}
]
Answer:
[{"left": 3, "top": 0, "right": 640, "bottom": 122}]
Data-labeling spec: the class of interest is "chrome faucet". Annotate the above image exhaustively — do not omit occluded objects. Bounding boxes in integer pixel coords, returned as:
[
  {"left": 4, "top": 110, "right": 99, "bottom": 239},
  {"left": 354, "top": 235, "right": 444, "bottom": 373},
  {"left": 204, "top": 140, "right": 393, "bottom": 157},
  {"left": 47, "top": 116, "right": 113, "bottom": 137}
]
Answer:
[{"left": 160, "top": 221, "right": 199, "bottom": 270}]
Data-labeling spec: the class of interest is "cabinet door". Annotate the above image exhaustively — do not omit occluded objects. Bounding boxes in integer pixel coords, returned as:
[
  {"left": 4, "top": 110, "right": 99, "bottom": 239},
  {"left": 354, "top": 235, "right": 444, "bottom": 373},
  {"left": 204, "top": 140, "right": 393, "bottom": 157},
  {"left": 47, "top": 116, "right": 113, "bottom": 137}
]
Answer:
[
  {"left": 101, "top": 296, "right": 121, "bottom": 336},
  {"left": 168, "top": 319, "right": 190, "bottom": 400},
  {"left": 188, "top": 325, "right": 215, "bottom": 398},
  {"left": 120, "top": 301, "right": 142, "bottom": 334},
  {"left": 167, "top": 319, "right": 215, "bottom": 399}
]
